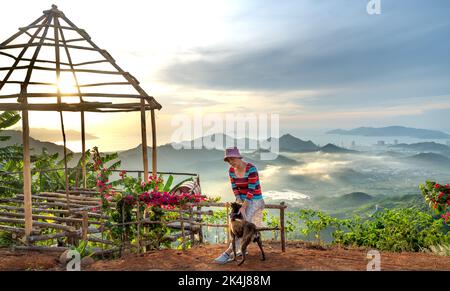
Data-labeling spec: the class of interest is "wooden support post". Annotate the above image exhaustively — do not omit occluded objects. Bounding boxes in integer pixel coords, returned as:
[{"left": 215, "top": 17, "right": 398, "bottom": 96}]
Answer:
[
  {"left": 16, "top": 14, "right": 53, "bottom": 243},
  {"left": 180, "top": 208, "right": 185, "bottom": 250},
  {"left": 21, "top": 90, "right": 33, "bottom": 240},
  {"left": 136, "top": 203, "right": 141, "bottom": 254},
  {"left": 189, "top": 206, "right": 195, "bottom": 246},
  {"left": 280, "top": 202, "right": 286, "bottom": 252},
  {"left": 140, "top": 99, "right": 149, "bottom": 182},
  {"left": 55, "top": 17, "right": 87, "bottom": 190},
  {"left": 143, "top": 207, "right": 148, "bottom": 253},
  {"left": 226, "top": 203, "right": 230, "bottom": 244},
  {"left": 81, "top": 211, "right": 88, "bottom": 240},
  {"left": 197, "top": 206, "right": 204, "bottom": 244},
  {"left": 53, "top": 16, "right": 70, "bottom": 211},
  {"left": 150, "top": 109, "right": 157, "bottom": 178},
  {"left": 81, "top": 111, "right": 86, "bottom": 188}
]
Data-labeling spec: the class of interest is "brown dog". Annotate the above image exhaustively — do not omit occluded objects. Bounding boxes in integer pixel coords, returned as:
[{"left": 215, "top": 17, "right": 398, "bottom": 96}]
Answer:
[{"left": 229, "top": 202, "right": 265, "bottom": 266}]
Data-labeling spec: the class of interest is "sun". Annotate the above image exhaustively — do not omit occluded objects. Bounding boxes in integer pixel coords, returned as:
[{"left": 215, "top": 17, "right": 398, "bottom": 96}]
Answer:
[{"left": 56, "top": 77, "right": 77, "bottom": 94}]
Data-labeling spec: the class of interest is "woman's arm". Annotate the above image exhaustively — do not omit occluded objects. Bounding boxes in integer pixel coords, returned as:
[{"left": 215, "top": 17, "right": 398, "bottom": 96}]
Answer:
[
  {"left": 229, "top": 169, "right": 241, "bottom": 199},
  {"left": 245, "top": 165, "right": 259, "bottom": 201}
]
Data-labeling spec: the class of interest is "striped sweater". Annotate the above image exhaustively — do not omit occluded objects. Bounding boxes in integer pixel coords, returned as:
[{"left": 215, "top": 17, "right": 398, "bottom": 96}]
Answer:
[{"left": 229, "top": 162, "right": 263, "bottom": 201}]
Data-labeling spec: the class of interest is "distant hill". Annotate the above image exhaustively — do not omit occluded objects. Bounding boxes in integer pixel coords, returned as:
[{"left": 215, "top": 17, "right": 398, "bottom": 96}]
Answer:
[
  {"left": 315, "top": 192, "right": 374, "bottom": 209},
  {"left": 405, "top": 152, "right": 450, "bottom": 169},
  {"left": 319, "top": 143, "right": 357, "bottom": 154},
  {"left": 0, "top": 130, "right": 72, "bottom": 158},
  {"left": 327, "top": 126, "right": 450, "bottom": 139},
  {"left": 175, "top": 133, "right": 260, "bottom": 150},
  {"left": 341, "top": 192, "right": 374, "bottom": 203},
  {"left": 390, "top": 142, "right": 450, "bottom": 156},
  {"left": 315, "top": 193, "right": 426, "bottom": 218},
  {"left": 115, "top": 143, "right": 299, "bottom": 184},
  {"left": 269, "top": 134, "right": 319, "bottom": 152}
]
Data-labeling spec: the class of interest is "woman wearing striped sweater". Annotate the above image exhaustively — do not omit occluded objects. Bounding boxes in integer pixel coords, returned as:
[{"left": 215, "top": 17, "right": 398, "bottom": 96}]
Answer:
[{"left": 214, "top": 147, "right": 265, "bottom": 264}]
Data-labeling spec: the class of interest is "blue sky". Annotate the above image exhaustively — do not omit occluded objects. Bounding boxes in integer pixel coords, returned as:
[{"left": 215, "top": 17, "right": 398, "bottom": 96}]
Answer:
[
  {"left": 159, "top": 0, "right": 450, "bottom": 131},
  {"left": 1, "top": 0, "right": 450, "bottom": 150}
]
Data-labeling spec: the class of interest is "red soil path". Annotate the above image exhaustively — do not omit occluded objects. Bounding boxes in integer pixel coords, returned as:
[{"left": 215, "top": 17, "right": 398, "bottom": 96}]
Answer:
[{"left": 1, "top": 242, "right": 449, "bottom": 271}]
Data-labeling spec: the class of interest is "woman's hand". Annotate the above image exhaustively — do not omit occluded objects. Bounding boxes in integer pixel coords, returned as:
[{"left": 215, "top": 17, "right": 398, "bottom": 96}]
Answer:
[{"left": 238, "top": 201, "right": 248, "bottom": 219}]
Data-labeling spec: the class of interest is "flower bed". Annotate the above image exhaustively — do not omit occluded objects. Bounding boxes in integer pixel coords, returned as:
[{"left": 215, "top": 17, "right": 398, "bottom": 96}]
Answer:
[
  {"left": 420, "top": 180, "right": 450, "bottom": 225},
  {"left": 90, "top": 147, "right": 208, "bottom": 250}
]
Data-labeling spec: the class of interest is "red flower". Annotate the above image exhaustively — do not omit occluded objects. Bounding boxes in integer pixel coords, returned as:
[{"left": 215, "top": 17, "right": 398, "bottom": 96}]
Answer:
[{"left": 441, "top": 213, "right": 450, "bottom": 222}]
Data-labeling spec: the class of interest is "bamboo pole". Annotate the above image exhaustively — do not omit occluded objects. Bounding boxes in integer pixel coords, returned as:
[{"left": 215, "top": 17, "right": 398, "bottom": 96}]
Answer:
[
  {"left": 36, "top": 192, "right": 101, "bottom": 202},
  {"left": 0, "top": 15, "right": 50, "bottom": 91},
  {"left": 81, "top": 112, "right": 87, "bottom": 188},
  {"left": 197, "top": 206, "right": 204, "bottom": 244},
  {"left": 13, "top": 246, "right": 68, "bottom": 252},
  {"left": 13, "top": 14, "right": 53, "bottom": 242},
  {"left": 56, "top": 18, "right": 88, "bottom": 189},
  {"left": 0, "top": 197, "right": 98, "bottom": 209},
  {"left": 151, "top": 109, "right": 157, "bottom": 178},
  {"left": 280, "top": 201, "right": 286, "bottom": 252},
  {"left": 0, "top": 15, "right": 46, "bottom": 47},
  {"left": 136, "top": 203, "right": 141, "bottom": 254},
  {"left": 0, "top": 217, "right": 76, "bottom": 231},
  {"left": 0, "top": 92, "right": 148, "bottom": 98},
  {"left": 179, "top": 208, "right": 185, "bottom": 250},
  {"left": 21, "top": 89, "right": 33, "bottom": 239},
  {"left": 53, "top": 16, "right": 71, "bottom": 214},
  {"left": 226, "top": 203, "right": 230, "bottom": 243},
  {"left": 16, "top": 15, "right": 53, "bottom": 242},
  {"left": 81, "top": 211, "right": 88, "bottom": 240},
  {"left": 189, "top": 206, "right": 195, "bottom": 245},
  {"left": 0, "top": 204, "right": 106, "bottom": 218},
  {"left": 140, "top": 98, "right": 149, "bottom": 182},
  {"left": 15, "top": 194, "right": 100, "bottom": 206},
  {"left": 0, "top": 211, "right": 101, "bottom": 224}
]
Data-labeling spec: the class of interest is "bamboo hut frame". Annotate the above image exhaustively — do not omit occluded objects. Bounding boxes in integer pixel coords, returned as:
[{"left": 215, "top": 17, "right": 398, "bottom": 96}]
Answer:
[{"left": 0, "top": 5, "right": 161, "bottom": 241}]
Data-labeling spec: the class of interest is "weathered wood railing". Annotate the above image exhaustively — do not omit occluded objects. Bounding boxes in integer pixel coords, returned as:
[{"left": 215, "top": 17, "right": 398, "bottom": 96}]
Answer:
[
  {"left": 0, "top": 168, "right": 286, "bottom": 253},
  {"left": 0, "top": 191, "right": 287, "bottom": 254}
]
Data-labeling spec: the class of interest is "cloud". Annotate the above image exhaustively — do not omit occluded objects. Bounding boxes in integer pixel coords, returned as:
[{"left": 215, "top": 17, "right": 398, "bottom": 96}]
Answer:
[{"left": 158, "top": 0, "right": 450, "bottom": 110}]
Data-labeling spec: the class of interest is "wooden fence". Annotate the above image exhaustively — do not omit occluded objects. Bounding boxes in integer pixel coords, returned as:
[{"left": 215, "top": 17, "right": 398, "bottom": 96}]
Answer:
[
  {"left": 0, "top": 168, "right": 287, "bottom": 254},
  {"left": 0, "top": 190, "right": 287, "bottom": 254}
]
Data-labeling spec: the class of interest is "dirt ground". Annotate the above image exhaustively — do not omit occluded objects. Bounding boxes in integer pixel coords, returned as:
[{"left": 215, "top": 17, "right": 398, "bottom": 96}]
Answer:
[{"left": 1, "top": 242, "right": 450, "bottom": 271}]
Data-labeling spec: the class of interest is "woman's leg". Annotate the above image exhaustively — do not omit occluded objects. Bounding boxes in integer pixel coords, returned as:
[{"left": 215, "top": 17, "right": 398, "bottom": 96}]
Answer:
[{"left": 246, "top": 199, "right": 265, "bottom": 227}]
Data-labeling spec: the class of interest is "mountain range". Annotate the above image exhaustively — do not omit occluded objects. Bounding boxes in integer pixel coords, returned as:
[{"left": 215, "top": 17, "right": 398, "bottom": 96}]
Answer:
[{"left": 327, "top": 126, "right": 450, "bottom": 139}]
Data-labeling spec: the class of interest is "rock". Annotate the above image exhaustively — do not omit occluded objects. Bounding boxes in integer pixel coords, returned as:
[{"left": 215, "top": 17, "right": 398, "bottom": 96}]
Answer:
[
  {"left": 59, "top": 250, "right": 71, "bottom": 265},
  {"left": 81, "top": 256, "right": 95, "bottom": 267}
]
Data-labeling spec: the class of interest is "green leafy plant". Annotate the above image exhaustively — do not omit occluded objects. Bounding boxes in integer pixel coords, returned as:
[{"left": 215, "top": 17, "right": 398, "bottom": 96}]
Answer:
[
  {"left": 71, "top": 240, "right": 94, "bottom": 258},
  {"left": 0, "top": 231, "right": 14, "bottom": 248},
  {"left": 298, "top": 209, "right": 341, "bottom": 243},
  {"left": 262, "top": 210, "right": 295, "bottom": 240}
]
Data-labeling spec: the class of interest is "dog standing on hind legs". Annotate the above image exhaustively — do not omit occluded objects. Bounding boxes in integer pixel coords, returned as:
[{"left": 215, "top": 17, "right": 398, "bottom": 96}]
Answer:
[{"left": 229, "top": 202, "right": 265, "bottom": 266}]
